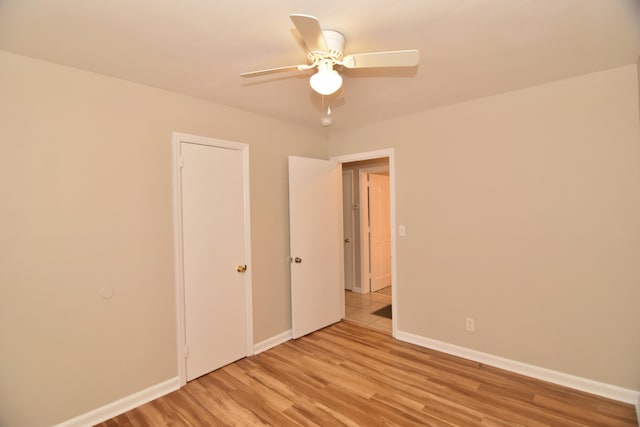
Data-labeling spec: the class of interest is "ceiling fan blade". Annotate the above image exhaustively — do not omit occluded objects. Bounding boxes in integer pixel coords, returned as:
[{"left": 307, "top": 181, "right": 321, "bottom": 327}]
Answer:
[
  {"left": 342, "top": 49, "right": 420, "bottom": 69},
  {"left": 290, "top": 14, "right": 328, "bottom": 52},
  {"left": 240, "top": 65, "right": 302, "bottom": 78}
]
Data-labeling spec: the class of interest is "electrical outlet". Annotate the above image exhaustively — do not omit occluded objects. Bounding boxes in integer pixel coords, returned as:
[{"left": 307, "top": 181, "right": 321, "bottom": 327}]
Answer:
[{"left": 465, "top": 318, "right": 475, "bottom": 332}]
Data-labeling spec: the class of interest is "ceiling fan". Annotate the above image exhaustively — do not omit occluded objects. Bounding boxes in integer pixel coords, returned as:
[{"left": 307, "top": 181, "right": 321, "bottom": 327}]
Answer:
[{"left": 240, "top": 14, "right": 420, "bottom": 97}]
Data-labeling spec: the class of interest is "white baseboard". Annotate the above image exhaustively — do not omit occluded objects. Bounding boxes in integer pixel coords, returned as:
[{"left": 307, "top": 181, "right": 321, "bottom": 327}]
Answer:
[
  {"left": 253, "top": 329, "right": 292, "bottom": 354},
  {"left": 395, "top": 330, "right": 640, "bottom": 406},
  {"left": 53, "top": 376, "right": 180, "bottom": 427},
  {"left": 54, "top": 328, "right": 294, "bottom": 427}
]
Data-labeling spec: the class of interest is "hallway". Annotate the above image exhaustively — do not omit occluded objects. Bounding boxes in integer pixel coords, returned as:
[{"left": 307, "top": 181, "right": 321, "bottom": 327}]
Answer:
[{"left": 343, "top": 289, "right": 392, "bottom": 334}]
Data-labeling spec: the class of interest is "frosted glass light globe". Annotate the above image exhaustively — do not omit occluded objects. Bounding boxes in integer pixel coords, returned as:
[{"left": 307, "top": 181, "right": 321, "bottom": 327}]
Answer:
[{"left": 309, "top": 60, "right": 342, "bottom": 95}]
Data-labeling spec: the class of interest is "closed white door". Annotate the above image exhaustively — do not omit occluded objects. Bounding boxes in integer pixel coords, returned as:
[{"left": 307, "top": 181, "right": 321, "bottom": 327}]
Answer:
[
  {"left": 369, "top": 173, "right": 391, "bottom": 292},
  {"left": 289, "top": 156, "right": 343, "bottom": 339},
  {"left": 180, "top": 141, "right": 249, "bottom": 381}
]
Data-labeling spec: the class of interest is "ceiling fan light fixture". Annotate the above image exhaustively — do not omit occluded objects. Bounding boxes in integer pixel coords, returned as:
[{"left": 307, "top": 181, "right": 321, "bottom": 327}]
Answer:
[{"left": 309, "top": 60, "right": 342, "bottom": 95}]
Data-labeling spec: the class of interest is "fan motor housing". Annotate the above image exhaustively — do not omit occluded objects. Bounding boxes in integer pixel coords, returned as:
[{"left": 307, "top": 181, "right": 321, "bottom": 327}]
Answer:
[
  {"left": 308, "top": 30, "right": 345, "bottom": 63},
  {"left": 323, "top": 30, "right": 345, "bottom": 53}
]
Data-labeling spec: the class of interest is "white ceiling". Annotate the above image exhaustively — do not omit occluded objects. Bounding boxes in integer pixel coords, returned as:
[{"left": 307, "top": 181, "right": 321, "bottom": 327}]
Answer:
[{"left": 1, "top": 0, "right": 638, "bottom": 130}]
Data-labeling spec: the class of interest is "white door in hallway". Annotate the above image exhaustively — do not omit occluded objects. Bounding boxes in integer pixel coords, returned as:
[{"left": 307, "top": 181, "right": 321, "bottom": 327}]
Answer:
[
  {"left": 288, "top": 156, "right": 343, "bottom": 339},
  {"left": 179, "top": 140, "right": 250, "bottom": 381},
  {"left": 342, "top": 170, "right": 356, "bottom": 291},
  {"left": 369, "top": 173, "right": 391, "bottom": 292}
]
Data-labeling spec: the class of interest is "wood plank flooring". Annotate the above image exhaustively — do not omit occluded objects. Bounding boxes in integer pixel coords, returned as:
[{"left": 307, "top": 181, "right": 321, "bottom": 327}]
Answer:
[{"left": 97, "top": 321, "right": 638, "bottom": 426}]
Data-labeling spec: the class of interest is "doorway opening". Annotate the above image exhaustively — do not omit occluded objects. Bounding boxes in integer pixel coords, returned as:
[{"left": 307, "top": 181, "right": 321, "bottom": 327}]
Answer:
[{"left": 333, "top": 151, "right": 395, "bottom": 336}]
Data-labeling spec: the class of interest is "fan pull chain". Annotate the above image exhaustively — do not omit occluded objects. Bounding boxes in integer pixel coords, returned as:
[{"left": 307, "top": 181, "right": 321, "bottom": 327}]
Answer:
[{"left": 321, "top": 97, "right": 333, "bottom": 126}]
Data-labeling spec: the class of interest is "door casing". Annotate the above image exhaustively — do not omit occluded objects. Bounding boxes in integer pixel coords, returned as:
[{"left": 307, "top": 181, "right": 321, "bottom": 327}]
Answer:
[
  {"left": 172, "top": 132, "right": 254, "bottom": 386},
  {"left": 332, "top": 149, "right": 397, "bottom": 337}
]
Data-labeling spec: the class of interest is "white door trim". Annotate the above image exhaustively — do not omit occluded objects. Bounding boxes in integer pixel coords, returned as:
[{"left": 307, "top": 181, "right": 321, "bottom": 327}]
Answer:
[
  {"left": 331, "top": 149, "right": 398, "bottom": 337},
  {"left": 172, "top": 132, "right": 254, "bottom": 386}
]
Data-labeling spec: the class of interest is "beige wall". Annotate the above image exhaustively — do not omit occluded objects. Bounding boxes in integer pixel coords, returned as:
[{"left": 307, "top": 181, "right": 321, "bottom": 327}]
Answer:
[
  {"left": 329, "top": 65, "right": 640, "bottom": 390},
  {"left": 0, "top": 51, "right": 326, "bottom": 427},
  {"left": 2, "top": 47, "right": 638, "bottom": 426}
]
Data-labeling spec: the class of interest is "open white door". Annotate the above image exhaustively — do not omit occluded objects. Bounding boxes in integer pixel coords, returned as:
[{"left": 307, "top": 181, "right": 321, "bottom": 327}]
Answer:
[{"left": 289, "top": 156, "right": 343, "bottom": 339}]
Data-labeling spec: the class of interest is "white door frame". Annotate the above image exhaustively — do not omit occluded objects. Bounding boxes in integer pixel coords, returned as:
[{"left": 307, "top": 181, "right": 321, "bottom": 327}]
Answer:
[
  {"left": 172, "top": 132, "right": 254, "bottom": 386},
  {"left": 358, "top": 165, "right": 389, "bottom": 294},
  {"left": 331, "top": 149, "right": 397, "bottom": 337}
]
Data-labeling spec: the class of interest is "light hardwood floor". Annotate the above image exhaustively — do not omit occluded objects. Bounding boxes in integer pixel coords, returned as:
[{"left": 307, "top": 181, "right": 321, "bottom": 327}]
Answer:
[{"left": 97, "top": 321, "right": 637, "bottom": 426}]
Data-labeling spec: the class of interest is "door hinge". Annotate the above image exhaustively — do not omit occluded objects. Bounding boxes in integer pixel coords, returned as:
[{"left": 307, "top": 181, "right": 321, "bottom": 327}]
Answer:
[
  {"left": 179, "top": 156, "right": 184, "bottom": 168},
  {"left": 185, "top": 345, "right": 190, "bottom": 359}
]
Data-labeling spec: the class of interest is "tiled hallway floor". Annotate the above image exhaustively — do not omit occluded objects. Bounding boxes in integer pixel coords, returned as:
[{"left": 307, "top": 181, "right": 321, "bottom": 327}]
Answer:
[{"left": 344, "top": 290, "right": 392, "bottom": 334}]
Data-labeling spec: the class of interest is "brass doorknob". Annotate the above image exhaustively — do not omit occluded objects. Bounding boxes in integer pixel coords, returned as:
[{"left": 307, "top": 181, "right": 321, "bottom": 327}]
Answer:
[
  {"left": 344, "top": 238, "right": 351, "bottom": 243},
  {"left": 237, "top": 264, "right": 247, "bottom": 273}
]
